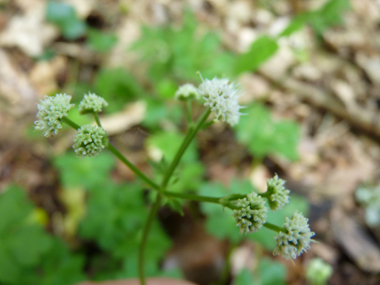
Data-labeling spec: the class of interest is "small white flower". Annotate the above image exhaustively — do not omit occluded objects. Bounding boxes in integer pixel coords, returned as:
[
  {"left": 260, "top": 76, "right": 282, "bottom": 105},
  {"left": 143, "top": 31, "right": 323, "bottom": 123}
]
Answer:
[
  {"left": 198, "top": 76, "right": 244, "bottom": 126},
  {"left": 174, "top": 83, "right": 200, "bottom": 100},
  {"left": 79, "top": 92, "right": 108, "bottom": 114},
  {"left": 265, "top": 174, "right": 290, "bottom": 211},
  {"left": 273, "top": 211, "right": 315, "bottom": 260},
  {"left": 73, "top": 125, "right": 107, "bottom": 157},
  {"left": 35, "top": 93, "right": 75, "bottom": 137},
  {"left": 233, "top": 192, "right": 267, "bottom": 234}
]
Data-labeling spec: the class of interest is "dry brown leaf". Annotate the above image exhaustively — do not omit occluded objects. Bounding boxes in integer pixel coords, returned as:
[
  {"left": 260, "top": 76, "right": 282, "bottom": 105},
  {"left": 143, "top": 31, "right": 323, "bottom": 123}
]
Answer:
[
  {"left": 0, "top": 1, "right": 58, "bottom": 56},
  {"left": 0, "top": 49, "right": 37, "bottom": 116}
]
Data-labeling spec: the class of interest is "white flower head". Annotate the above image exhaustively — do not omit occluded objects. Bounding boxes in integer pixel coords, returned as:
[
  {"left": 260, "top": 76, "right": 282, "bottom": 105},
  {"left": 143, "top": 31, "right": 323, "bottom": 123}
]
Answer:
[
  {"left": 265, "top": 174, "right": 290, "bottom": 211},
  {"left": 79, "top": 92, "right": 108, "bottom": 114},
  {"left": 35, "top": 93, "right": 75, "bottom": 137},
  {"left": 232, "top": 192, "right": 268, "bottom": 234},
  {"left": 197, "top": 75, "right": 244, "bottom": 126},
  {"left": 174, "top": 83, "right": 200, "bottom": 101},
  {"left": 73, "top": 125, "right": 107, "bottom": 158},
  {"left": 273, "top": 211, "right": 315, "bottom": 260}
]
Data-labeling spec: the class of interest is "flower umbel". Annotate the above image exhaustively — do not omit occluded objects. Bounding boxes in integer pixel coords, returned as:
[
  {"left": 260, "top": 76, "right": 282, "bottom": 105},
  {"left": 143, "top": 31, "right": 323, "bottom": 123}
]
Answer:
[
  {"left": 73, "top": 125, "right": 107, "bottom": 157},
  {"left": 265, "top": 174, "right": 290, "bottom": 211},
  {"left": 174, "top": 83, "right": 200, "bottom": 101},
  {"left": 233, "top": 192, "right": 268, "bottom": 234},
  {"left": 35, "top": 93, "right": 75, "bottom": 137},
  {"left": 273, "top": 211, "right": 315, "bottom": 260},
  {"left": 79, "top": 92, "right": 108, "bottom": 114},
  {"left": 198, "top": 77, "right": 243, "bottom": 126}
]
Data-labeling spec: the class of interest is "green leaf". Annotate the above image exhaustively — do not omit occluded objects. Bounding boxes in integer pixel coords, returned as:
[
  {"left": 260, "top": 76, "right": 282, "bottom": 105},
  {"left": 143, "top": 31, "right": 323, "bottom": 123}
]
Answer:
[
  {"left": 234, "top": 36, "right": 279, "bottom": 75},
  {"left": 146, "top": 131, "right": 198, "bottom": 163},
  {"left": 87, "top": 29, "right": 118, "bottom": 52},
  {"left": 79, "top": 182, "right": 171, "bottom": 279},
  {"left": 234, "top": 268, "right": 254, "bottom": 285},
  {"left": 0, "top": 185, "right": 33, "bottom": 235},
  {"left": 280, "top": 13, "right": 310, "bottom": 37},
  {"left": 46, "top": 2, "right": 86, "bottom": 40},
  {"left": 53, "top": 152, "right": 115, "bottom": 189},
  {"left": 61, "top": 19, "right": 87, "bottom": 40},
  {"left": 0, "top": 185, "right": 85, "bottom": 285},
  {"left": 310, "top": 0, "right": 350, "bottom": 34},
  {"left": 131, "top": 10, "right": 234, "bottom": 83},
  {"left": 0, "top": 244, "right": 22, "bottom": 283},
  {"left": 235, "top": 103, "right": 300, "bottom": 161},
  {"left": 8, "top": 226, "right": 52, "bottom": 266},
  {"left": 46, "top": 2, "right": 76, "bottom": 24},
  {"left": 256, "top": 258, "right": 287, "bottom": 285},
  {"left": 94, "top": 68, "right": 146, "bottom": 113}
]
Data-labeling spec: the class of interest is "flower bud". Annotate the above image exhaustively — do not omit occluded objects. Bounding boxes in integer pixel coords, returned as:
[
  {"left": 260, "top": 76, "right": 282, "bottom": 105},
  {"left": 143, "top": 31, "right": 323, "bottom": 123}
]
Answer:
[
  {"left": 79, "top": 92, "right": 108, "bottom": 114},
  {"left": 232, "top": 192, "right": 267, "bottom": 234},
  {"left": 174, "top": 83, "right": 200, "bottom": 101},
  {"left": 273, "top": 211, "right": 315, "bottom": 260},
  {"left": 73, "top": 125, "right": 107, "bottom": 157},
  {"left": 35, "top": 93, "right": 75, "bottom": 137},
  {"left": 265, "top": 174, "right": 290, "bottom": 211},
  {"left": 198, "top": 77, "right": 244, "bottom": 126}
]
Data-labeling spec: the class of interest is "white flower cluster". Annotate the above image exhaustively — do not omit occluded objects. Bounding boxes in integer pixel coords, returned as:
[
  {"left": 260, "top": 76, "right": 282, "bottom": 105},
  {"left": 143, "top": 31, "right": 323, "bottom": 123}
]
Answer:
[
  {"left": 174, "top": 83, "right": 200, "bottom": 101},
  {"left": 35, "top": 93, "right": 75, "bottom": 137},
  {"left": 265, "top": 174, "right": 290, "bottom": 211},
  {"left": 233, "top": 192, "right": 267, "bottom": 234},
  {"left": 79, "top": 92, "right": 108, "bottom": 114},
  {"left": 273, "top": 211, "right": 315, "bottom": 260},
  {"left": 73, "top": 125, "right": 107, "bottom": 158},
  {"left": 198, "top": 77, "right": 243, "bottom": 126}
]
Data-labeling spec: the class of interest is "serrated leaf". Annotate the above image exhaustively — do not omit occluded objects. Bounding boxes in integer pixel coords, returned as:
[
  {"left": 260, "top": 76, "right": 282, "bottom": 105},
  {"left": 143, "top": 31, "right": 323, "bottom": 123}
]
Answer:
[
  {"left": 53, "top": 152, "right": 115, "bottom": 189},
  {"left": 235, "top": 103, "right": 300, "bottom": 161},
  {"left": 93, "top": 68, "right": 146, "bottom": 113}
]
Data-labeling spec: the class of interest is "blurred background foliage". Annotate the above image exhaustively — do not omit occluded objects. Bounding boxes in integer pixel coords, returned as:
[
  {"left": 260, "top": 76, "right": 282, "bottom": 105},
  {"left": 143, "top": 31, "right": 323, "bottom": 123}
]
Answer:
[{"left": 2, "top": 0, "right": 375, "bottom": 284}]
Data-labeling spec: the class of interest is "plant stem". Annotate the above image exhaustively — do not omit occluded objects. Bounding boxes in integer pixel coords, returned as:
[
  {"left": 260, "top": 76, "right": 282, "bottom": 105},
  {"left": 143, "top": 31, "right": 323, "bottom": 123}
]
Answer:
[
  {"left": 161, "top": 108, "right": 211, "bottom": 188},
  {"left": 263, "top": 222, "right": 286, "bottom": 233},
  {"left": 163, "top": 190, "right": 222, "bottom": 204},
  {"left": 106, "top": 144, "right": 160, "bottom": 192},
  {"left": 186, "top": 100, "right": 192, "bottom": 126},
  {"left": 138, "top": 108, "right": 210, "bottom": 284},
  {"left": 138, "top": 193, "right": 162, "bottom": 285},
  {"left": 62, "top": 117, "right": 80, "bottom": 130},
  {"left": 92, "top": 112, "right": 102, "bottom": 127}
]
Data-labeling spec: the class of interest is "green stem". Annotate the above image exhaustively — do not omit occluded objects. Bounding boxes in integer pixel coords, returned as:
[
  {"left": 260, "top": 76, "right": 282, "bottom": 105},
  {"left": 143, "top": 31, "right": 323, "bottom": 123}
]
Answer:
[
  {"left": 163, "top": 190, "right": 222, "bottom": 204},
  {"left": 138, "top": 194, "right": 162, "bottom": 285},
  {"left": 161, "top": 108, "right": 211, "bottom": 188},
  {"left": 263, "top": 222, "right": 286, "bottom": 233},
  {"left": 106, "top": 144, "right": 160, "bottom": 192},
  {"left": 138, "top": 108, "right": 211, "bottom": 284},
  {"left": 62, "top": 117, "right": 80, "bottom": 130},
  {"left": 92, "top": 112, "right": 102, "bottom": 127},
  {"left": 186, "top": 100, "right": 192, "bottom": 126}
]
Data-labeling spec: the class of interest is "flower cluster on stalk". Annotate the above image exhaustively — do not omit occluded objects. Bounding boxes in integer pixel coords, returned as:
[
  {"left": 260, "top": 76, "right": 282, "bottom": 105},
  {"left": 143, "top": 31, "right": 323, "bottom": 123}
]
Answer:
[
  {"left": 231, "top": 174, "right": 314, "bottom": 261},
  {"left": 232, "top": 192, "right": 267, "bottom": 234},
  {"left": 35, "top": 74, "right": 315, "bottom": 263},
  {"left": 273, "top": 211, "right": 315, "bottom": 260},
  {"left": 79, "top": 92, "right": 108, "bottom": 114},
  {"left": 35, "top": 93, "right": 74, "bottom": 137},
  {"left": 73, "top": 125, "right": 107, "bottom": 158}
]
